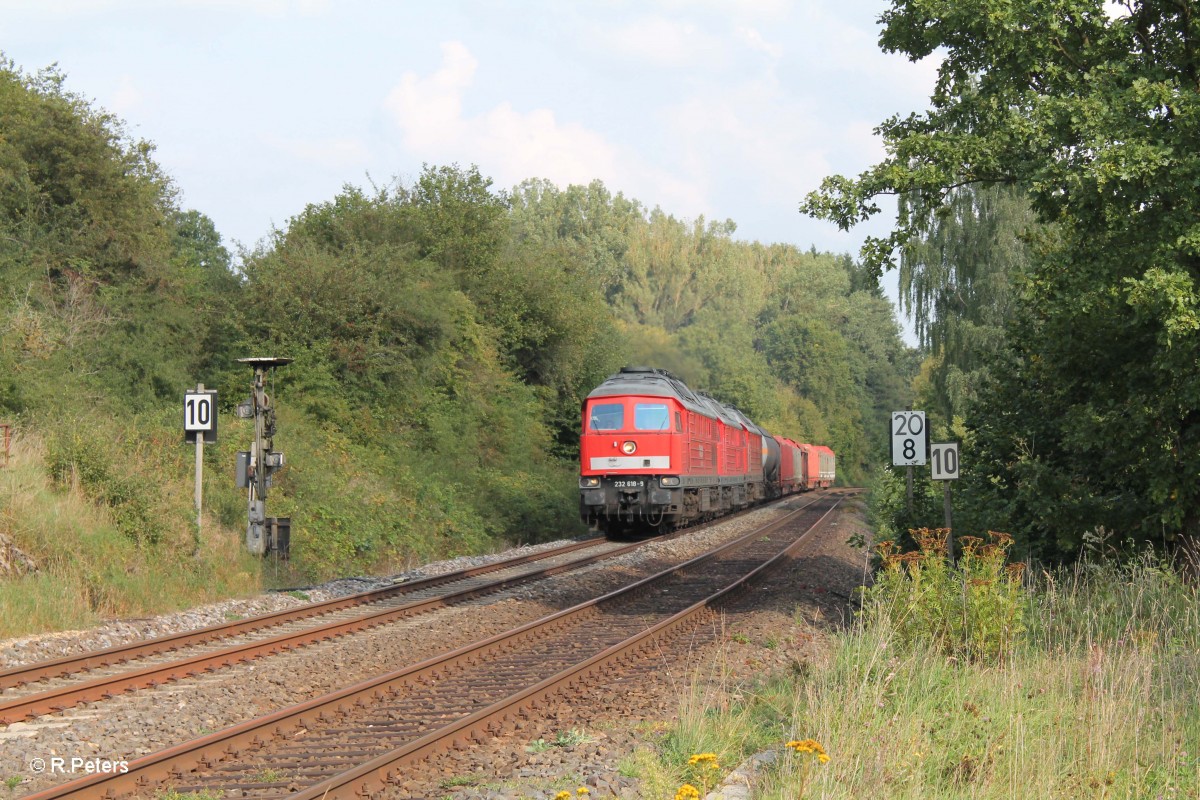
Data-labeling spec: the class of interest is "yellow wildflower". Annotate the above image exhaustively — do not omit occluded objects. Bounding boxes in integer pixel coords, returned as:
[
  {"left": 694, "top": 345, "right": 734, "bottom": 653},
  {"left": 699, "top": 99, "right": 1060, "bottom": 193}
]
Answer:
[
  {"left": 674, "top": 784, "right": 701, "bottom": 800},
  {"left": 786, "top": 738, "right": 830, "bottom": 763},
  {"left": 576, "top": 789, "right": 590, "bottom": 796},
  {"left": 554, "top": 792, "right": 571, "bottom": 800}
]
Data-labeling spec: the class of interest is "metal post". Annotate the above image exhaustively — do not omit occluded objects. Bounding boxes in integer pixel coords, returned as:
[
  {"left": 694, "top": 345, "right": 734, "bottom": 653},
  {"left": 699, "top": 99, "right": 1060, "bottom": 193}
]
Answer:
[
  {"left": 906, "top": 465, "right": 914, "bottom": 515},
  {"left": 247, "top": 365, "right": 268, "bottom": 555},
  {"left": 238, "top": 357, "right": 291, "bottom": 556},
  {"left": 944, "top": 480, "right": 954, "bottom": 562},
  {"left": 943, "top": 480, "right": 953, "bottom": 530},
  {"left": 904, "top": 405, "right": 914, "bottom": 515},
  {"left": 194, "top": 383, "right": 204, "bottom": 557}
]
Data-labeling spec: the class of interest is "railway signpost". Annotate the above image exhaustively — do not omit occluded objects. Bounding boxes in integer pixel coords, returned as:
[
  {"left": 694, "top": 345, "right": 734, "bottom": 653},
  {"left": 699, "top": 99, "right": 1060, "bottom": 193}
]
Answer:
[
  {"left": 930, "top": 442, "right": 959, "bottom": 481},
  {"left": 184, "top": 384, "right": 218, "bottom": 557},
  {"left": 890, "top": 410, "right": 927, "bottom": 466},
  {"left": 892, "top": 410, "right": 928, "bottom": 514},
  {"left": 931, "top": 442, "right": 960, "bottom": 559},
  {"left": 237, "top": 357, "right": 292, "bottom": 557}
]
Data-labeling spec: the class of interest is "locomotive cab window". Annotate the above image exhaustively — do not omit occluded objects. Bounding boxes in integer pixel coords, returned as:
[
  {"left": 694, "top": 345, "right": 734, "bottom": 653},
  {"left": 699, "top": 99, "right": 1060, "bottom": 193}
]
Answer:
[
  {"left": 589, "top": 403, "right": 624, "bottom": 431},
  {"left": 634, "top": 403, "right": 671, "bottom": 430}
]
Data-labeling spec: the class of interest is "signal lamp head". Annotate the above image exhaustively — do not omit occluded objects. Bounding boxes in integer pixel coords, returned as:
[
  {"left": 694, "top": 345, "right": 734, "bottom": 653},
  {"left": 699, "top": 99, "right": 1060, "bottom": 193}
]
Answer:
[
  {"left": 621, "top": 440, "right": 637, "bottom": 454},
  {"left": 660, "top": 476, "right": 680, "bottom": 487},
  {"left": 579, "top": 476, "right": 600, "bottom": 488}
]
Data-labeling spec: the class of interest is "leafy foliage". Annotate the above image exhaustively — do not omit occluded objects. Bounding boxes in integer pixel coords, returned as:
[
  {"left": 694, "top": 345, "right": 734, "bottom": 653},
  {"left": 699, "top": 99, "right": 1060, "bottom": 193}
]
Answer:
[
  {"left": 0, "top": 52, "right": 916, "bottom": 590},
  {"left": 512, "top": 183, "right": 916, "bottom": 485},
  {"left": 236, "top": 172, "right": 617, "bottom": 575},
  {"left": 803, "top": 0, "right": 1200, "bottom": 556},
  {"left": 45, "top": 424, "right": 165, "bottom": 546},
  {"left": 864, "top": 529, "right": 1027, "bottom": 663},
  {"left": 899, "top": 185, "right": 1038, "bottom": 423},
  {"left": 0, "top": 56, "right": 242, "bottom": 418}
]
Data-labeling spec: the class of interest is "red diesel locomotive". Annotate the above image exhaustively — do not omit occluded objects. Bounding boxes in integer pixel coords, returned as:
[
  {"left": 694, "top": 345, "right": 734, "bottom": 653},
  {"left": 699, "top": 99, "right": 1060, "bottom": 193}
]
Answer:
[{"left": 579, "top": 367, "right": 835, "bottom": 535}]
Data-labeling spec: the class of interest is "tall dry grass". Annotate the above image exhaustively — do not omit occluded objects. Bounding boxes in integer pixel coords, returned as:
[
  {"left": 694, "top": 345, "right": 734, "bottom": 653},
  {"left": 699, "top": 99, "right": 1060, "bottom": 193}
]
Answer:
[
  {"left": 646, "top": 542, "right": 1200, "bottom": 799},
  {"left": 0, "top": 431, "right": 261, "bottom": 640},
  {"left": 775, "top": 549, "right": 1198, "bottom": 798}
]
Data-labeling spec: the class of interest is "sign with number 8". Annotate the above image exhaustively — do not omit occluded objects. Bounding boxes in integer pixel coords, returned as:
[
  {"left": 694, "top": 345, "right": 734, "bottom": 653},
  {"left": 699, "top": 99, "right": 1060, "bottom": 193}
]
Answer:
[{"left": 891, "top": 410, "right": 927, "bottom": 466}]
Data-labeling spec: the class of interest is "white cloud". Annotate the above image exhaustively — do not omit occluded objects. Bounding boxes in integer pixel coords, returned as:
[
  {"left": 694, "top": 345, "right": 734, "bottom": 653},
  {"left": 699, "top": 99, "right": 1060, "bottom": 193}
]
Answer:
[
  {"left": 735, "top": 26, "right": 782, "bottom": 58},
  {"left": 663, "top": 82, "right": 829, "bottom": 215},
  {"left": 796, "top": 4, "right": 940, "bottom": 92},
  {"left": 652, "top": 0, "right": 789, "bottom": 16},
  {"left": 477, "top": 103, "right": 621, "bottom": 189},
  {"left": 0, "top": 0, "right": 329, "bottom": 15},
  {"left": 175, "top": 0, "right": 330, "bottom": 13},
  {"left": 383, "top": 40, "right": 704, "bottom": 212},
  {"left": 842, "top": 120, "right": 888, "bottom": 166},
  {"left": 384, "top": 41, "right": 476, "bottom": 151}
]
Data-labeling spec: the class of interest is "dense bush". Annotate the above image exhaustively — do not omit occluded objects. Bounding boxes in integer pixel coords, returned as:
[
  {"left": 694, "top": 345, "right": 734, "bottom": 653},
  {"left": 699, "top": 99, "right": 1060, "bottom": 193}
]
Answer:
[{"left": 862, "top": 528, "right": 1026, "bottom": 663}]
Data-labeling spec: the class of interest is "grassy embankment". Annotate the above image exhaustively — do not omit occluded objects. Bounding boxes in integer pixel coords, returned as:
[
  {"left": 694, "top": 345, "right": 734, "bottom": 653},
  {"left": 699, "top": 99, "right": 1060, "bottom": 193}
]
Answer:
[
  {"left": 633, "top": 533, "right": 1200, "bottom": 799},
  {"left": 0, "top": 428, "right": 261, "bottom": 640},
  {"left": 0, "top": 403, "right": 581, "bottom": 642}
]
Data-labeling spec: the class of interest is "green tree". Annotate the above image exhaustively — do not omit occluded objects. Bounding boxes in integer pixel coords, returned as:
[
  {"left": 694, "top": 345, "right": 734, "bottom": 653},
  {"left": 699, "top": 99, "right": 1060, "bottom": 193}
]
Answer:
[
  {"left": 239, "top": 171, "right": 614, "bottom": 567},
  {"left": 840, "top": 288, "right": 916, "bottom": 442},
  {"left": 508, "top": 178, "right": 645, "bottom": 296},
  {"left": 410, "top": 163, "right": 507, "bottom": 275},
  {"left": 0, "top": 57, "right": 238, "bottom": 413},
  {"left": 612, "top": 211, "right": 742, "bottom": 331},
  {"left": 677, "top": 315, "right": 782, "bottom": 425},
  {"left": 803, "top": 0, "right": 1200, "bottom": 556},
  {"left": 899, "top": 185, "right": 1037, "bottom": 424}
]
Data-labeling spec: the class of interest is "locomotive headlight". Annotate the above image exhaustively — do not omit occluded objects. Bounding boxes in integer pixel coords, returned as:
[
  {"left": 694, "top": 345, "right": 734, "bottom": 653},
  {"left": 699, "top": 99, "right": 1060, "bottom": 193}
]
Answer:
[
  {"left": 660, "top": 476, "right": 680, "bottom": 487},
  {"left": 579, "top": 476, "right": 600, "bottom": 488},
  {"left": 621, "top": 440, "right": 637, "bottom": 455}
]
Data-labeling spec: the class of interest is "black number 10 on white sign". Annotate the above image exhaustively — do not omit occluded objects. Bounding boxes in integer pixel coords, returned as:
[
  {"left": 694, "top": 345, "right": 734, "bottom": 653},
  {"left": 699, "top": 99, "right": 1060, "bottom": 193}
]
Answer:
[
  {"left": 184, "top": 393, "right": 214, "bottom": 431},
  {"left": 930, "top": 442, "right": 960, "bottom": 480}
]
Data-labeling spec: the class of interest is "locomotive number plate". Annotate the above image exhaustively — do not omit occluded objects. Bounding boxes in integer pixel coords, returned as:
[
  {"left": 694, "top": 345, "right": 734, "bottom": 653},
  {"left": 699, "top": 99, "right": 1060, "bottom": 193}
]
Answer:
[{"left": 612, "top": 480, "right": 645, "bottom": 488}]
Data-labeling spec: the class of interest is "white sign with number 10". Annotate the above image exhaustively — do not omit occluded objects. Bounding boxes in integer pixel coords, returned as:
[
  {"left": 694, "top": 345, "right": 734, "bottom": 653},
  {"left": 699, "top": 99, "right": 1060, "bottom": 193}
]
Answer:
[
  {"left": 891, "top": 411, "right": 926, "bottom": 466},
  {"left": 931, "top": 442, "right": 960, "bottom": 481},
  {"left": 184, "top": 392, "right": 215, "bottom": 432}
]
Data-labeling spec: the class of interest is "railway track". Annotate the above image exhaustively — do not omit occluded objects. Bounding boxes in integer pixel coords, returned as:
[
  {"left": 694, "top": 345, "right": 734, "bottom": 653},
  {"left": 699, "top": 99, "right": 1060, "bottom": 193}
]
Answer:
[
  {"left": 0, "top": 536, "right": 654, "bottom": 724},
  {"left": 0, "top": 495, "right": 815, "bottom": 726},
  {"left": 22, "top": 490, "right": 844, "bottom": 800}
]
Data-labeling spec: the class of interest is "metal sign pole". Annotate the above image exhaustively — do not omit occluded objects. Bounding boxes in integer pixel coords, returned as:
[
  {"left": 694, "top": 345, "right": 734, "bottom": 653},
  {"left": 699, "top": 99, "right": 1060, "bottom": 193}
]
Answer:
[
  {"left": 907, "top": 466, "right": 914, "bottom": 515},
  {"left": 249, "top": 365, "right": 267, "bottom": 556},
  {"left": 184, "top": 383, "right": 216, "bottom": 559},
  {"left": 944, "top": 481, "right": 954, "bottom": 562},
  {"left": 944, "top": 480, "right": 953, "bottom": 530},
  {"left": 194, "top": 383, "right": 204, "bottom": 557},
  {"left": 930, "top": 442, "right": 960, "bottom": 562}
]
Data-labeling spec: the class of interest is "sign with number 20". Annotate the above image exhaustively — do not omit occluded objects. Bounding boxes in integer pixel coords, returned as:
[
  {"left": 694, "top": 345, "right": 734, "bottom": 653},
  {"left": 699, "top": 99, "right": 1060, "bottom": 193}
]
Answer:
[{"left": 891, "top": 411, "right": 926, "bottom": 466}]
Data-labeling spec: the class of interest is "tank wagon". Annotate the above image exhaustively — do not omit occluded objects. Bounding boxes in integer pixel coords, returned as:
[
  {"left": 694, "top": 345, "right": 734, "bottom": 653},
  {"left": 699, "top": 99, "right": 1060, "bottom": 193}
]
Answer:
[{"left": 578, "top": 367, "right": 835, "bottom": 536}]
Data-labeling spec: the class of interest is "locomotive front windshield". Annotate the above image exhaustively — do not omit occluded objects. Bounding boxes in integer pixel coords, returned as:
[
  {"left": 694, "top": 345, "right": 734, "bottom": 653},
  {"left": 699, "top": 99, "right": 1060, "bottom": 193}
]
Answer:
[
  {"left": 589, "top": 403, "right": 624, "bottom": 431},
  {"left": 634, "top": 403, "right": 670, "bottom": 430}
]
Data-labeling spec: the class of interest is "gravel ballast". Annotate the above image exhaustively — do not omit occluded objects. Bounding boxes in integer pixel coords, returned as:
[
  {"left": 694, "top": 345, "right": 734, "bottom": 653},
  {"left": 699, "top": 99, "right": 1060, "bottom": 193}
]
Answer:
[{"left": 0, "top": 496, "right": 871, "bottom": 799}]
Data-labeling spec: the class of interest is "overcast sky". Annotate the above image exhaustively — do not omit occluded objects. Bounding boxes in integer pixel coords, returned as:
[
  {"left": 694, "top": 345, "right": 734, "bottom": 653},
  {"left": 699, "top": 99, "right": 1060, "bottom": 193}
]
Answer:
[{"left": 2, "top": 0, "right": 938, "bottom": 332}]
